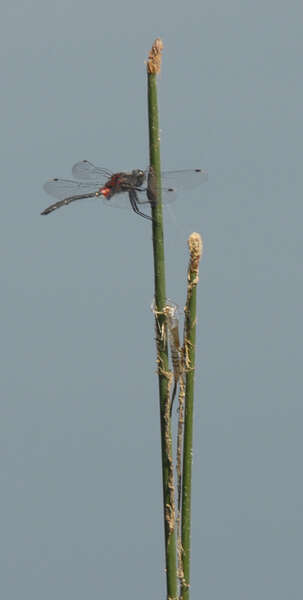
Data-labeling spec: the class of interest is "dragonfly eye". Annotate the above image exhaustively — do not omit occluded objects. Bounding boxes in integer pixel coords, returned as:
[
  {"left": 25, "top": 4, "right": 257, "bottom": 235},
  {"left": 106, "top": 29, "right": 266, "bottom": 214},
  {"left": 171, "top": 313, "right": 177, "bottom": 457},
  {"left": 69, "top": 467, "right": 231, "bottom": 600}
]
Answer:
[{"left": 132, "top": 169, "right": 144, "bottom": 177}]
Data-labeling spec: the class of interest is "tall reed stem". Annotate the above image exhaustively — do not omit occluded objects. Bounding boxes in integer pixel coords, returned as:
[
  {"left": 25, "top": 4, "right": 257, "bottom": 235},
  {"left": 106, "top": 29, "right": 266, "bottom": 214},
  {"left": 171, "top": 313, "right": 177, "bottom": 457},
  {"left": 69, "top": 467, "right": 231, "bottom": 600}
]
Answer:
[
  {"left": 180, "top": 233, "right": 203, "bottom": 600},
  {"left": 147, "top": 39, "right": 177, "bottom": 600}
]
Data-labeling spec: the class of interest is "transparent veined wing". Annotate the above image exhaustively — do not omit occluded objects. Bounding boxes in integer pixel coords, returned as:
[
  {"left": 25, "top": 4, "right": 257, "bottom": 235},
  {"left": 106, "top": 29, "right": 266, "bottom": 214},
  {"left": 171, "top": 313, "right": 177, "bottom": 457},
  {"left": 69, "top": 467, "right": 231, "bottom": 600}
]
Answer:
[
  {"left": 43, "top": 179, "right": 102, "bottom": 201},
  {"left": 72, "top": 160, "right": 112, "bottom": 181},
  {"left": 154, "top": 168, "right": 208, "bottom": 205},
  {"left": 161, "top": 168, "right": 208, "bottom": 189}
]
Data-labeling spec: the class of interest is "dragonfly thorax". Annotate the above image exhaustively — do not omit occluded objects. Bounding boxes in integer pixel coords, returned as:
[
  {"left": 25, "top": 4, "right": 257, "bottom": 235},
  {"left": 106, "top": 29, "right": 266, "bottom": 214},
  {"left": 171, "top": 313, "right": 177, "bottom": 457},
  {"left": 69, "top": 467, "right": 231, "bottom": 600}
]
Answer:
[
  {"left": 130, "top": 169, "right": 146, "bottom": 188},
  {"left": 103, "top": 169, "right": 146, "bottom": 198}
]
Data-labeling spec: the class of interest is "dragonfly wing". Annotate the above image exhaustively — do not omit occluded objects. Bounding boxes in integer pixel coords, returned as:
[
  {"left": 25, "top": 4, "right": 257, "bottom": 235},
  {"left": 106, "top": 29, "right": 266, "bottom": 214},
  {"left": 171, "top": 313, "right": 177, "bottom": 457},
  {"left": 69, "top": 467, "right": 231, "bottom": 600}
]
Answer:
[
  {"left": 146, "top": 169, "right": 208, "bottom": 205},
  {"left": 135, "top": 190, "right": 151, "bottom": 206},
  {"left": 105, "top": 185, "right": 175, "bottom": 208},
  {"left": 161, "top": 169, "right": 208, "bottom": 191},
  {"left": 159, "top": 186, "right": 178, "bottom": 205},
  {"left": 72, "top": 160, "right": 112, "bottom": 181},
  {"left": 102, "top": 191, "right": 139, "bottom": 209},
  {"left": 43, "top": 179, "right": 101, "bottom": 200}
]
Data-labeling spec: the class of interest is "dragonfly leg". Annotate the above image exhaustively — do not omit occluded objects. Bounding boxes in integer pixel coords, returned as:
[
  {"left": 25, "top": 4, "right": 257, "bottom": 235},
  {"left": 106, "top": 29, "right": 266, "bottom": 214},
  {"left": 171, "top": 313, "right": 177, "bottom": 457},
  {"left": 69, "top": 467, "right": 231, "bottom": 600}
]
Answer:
[{"left": 128, "top": 191, "right": 153, "bottom": 221}]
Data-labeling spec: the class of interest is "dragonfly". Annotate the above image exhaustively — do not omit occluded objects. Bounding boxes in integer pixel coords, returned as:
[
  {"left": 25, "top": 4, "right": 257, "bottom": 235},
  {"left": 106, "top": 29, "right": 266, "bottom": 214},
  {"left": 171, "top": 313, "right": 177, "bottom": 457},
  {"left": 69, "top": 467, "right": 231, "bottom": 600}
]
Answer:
[{"left": 41, "top": 160, "right": 208, "bottom": 220}]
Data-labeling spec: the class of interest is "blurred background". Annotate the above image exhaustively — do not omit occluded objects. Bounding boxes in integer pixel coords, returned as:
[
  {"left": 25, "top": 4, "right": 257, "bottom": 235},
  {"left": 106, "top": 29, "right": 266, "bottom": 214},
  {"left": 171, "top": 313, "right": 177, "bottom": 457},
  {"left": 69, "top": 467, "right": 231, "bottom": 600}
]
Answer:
[{"left": 1, "top": 1, "right": 302, "bottom": 598}]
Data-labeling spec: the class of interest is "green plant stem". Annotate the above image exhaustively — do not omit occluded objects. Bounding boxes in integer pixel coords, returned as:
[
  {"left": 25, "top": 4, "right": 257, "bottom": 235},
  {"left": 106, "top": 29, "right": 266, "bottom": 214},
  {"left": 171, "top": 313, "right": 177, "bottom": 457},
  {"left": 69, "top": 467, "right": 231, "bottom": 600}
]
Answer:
[
  {"left": 147, "top": 40, "right": 177, "bottom": 600},
  {"left": 181, "top": 234, "right": 203, "bottom": 600}
]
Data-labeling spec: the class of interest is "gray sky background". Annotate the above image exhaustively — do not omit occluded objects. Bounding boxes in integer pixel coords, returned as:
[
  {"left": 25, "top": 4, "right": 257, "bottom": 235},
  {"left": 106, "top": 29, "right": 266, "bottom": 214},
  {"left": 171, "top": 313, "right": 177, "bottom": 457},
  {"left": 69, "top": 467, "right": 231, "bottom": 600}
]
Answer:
[{"left": 1, "top": 1, "right": 302, "bottom": 598}]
